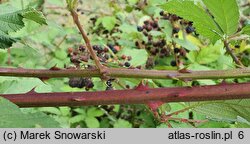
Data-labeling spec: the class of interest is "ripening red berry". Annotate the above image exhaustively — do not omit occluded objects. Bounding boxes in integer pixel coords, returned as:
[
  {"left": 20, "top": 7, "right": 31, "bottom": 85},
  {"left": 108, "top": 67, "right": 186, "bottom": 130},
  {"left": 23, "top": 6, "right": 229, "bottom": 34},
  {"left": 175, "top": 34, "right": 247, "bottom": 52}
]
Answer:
[
  {"left": 121, "top": 55, "right": 127, "bottom": 60},
  {"left": 67, "top": 47, "right": 73, "bottom": 54}
]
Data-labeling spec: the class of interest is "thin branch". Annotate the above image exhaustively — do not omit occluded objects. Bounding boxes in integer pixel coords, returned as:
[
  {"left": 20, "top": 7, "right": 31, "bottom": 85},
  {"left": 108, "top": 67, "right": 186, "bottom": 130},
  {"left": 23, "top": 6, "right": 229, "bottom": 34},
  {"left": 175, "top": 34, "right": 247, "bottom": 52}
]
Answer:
[
  {"left": 224, "top": 40, "right": 244, "bottom": 68},
  {"left": 69, "top": 9, "right": 107, "bottom": 75},
  {"left": 1, "top": 82, "right": 250, "bottom": 107},
  {"left": 56, "top": 35, "right": 67, "bottom": 48},
  {"left": 1, "top": 67, "right": 250, "bottom": 80},
  {"left": 241, "top": 2, "right": 250, "bottom": 7}
]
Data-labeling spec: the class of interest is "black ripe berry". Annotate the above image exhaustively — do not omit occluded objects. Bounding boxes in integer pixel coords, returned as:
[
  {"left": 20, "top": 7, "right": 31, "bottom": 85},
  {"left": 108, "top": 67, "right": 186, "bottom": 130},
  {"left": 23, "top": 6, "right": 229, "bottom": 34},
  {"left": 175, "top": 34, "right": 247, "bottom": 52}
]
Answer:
[
  {"left": 151, "top": 22, "right": 158, "bottom": 29},
  {"left": 170, "top": 60, "right": 177, "bottom": 67},
  {"left": 235, "top": 45, "right": 240, "bottom": 48},
  {"left": 137, "top": 26, "right": 143, "bottom": 32},
  {"left": 172, "top": 27, "right": 180, "bottom": 34},
  {"left": 124, "top": 62, "right": 131, "bottom": 67},
  {"left": 185, "top": 26, "right": 194, "bottom": 34},
  {"left": 174, "top": 48, "right": 180, "bottom": 53},
  {"left": 79, "top": 45, "right": 85, "bottom": 52},
  {"left": 69, "top": 77, "right": 85, "bottom": 88},
  {"left": 85, "top": 79, "right": 94, "bottom": 89},
  {"left": 144, "top": 20, "right": 150, "bottom": 25},
  {"left": 159, "top": 11, "right": 165, "bottom": 16}
]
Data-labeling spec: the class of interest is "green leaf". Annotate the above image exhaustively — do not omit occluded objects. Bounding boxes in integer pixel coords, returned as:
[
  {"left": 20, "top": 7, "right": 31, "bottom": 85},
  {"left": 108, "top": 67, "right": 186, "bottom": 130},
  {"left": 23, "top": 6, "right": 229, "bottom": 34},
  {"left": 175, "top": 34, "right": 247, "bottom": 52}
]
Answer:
[
  {"left": 242, "top": 25, "right": 250, "bottom": 35},
  {"left": 69, "top": 115, "right": 85, "bottom": 124},
  {"left": 202, "top": 0, "right": 239, "bottom": 36},
  {"left": 22, "top": 8, "right": 47, "bottom": 25},
  {"left": 0, "top": 78, "right": 52, "bottom": 94},
  {"left": 0, "top": 8, "right": 47, "bottom": 49},
  {"left": 173, "top": 38, "right": 198, "bottom": 51},
  {"left": 187, "top": 40, "right": 224, "bottom": 64},
  {"left": 59, "top": 107, "right": 71, "bottom": 117},
  {"left": 87, "top": 107, "right": 104, "bottom": 117},
  {"left": 85, "top": 117, "right": 100, "bottom": 128},
  {"left": 113, "top": 119, "right": 132, "bottom": 128},
  {"left": 194, "top": 100, "right": 250, "bottom": 123},
  {"left": 119, "top": 48, "right": 148, "bottom": 66},
  {"left": 0, "top": 31, "right": 17, "bottom": 48},
  {"left": 38, "top": 107, "right": 62, "bottom": 115},
  {"left": 102, "top": 16, "right": 117, "bottom": 31},
  {"left": 0, "top": 97, "right": 59, "bottom": 128},
  {"left": 0, "top": 12, "right": 24, "bottom": 34},
  {"left": 160, "top": 0, "right": 223, "bottom": 41}
]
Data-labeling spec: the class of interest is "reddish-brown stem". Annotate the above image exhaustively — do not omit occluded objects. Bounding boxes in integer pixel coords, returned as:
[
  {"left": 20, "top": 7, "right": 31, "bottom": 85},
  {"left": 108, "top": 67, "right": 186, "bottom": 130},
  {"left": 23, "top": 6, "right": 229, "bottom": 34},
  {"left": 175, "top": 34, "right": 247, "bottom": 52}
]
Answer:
[
  {"left": 224, "top": 40, "right": 244, "bottom": 68},
  {"left": 69, "top": 10, "right": 106, "bottom": 75},
  {"left": 1, "top": 82, "right": 250, "bottom": 107}
]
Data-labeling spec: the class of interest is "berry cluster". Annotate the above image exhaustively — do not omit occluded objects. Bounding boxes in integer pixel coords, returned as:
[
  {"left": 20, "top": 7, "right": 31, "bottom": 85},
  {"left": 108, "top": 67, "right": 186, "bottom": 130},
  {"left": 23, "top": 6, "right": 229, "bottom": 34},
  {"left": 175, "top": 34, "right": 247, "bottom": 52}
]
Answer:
[
  {"left": 135, "top": 10, "right": 194, "bottom": 69},
  {"left": 135, "top": 18, "right": 170, "bottom": 60},
  {"left": 68, "top": 77, "right": 94, "bottom": 91},
  {"left": 160, "top": 11, "right": 195, "bottom": 35},
  {"left": 67, "top": 42, "right": 134, "bottom": 90}
]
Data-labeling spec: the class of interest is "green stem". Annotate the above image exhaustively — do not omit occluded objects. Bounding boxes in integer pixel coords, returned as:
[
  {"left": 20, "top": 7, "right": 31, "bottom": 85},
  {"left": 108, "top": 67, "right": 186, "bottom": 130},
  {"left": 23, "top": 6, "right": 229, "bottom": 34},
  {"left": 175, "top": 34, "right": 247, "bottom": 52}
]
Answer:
[{"left": 0, "top": 67, "right": 250, "bottom": 80}]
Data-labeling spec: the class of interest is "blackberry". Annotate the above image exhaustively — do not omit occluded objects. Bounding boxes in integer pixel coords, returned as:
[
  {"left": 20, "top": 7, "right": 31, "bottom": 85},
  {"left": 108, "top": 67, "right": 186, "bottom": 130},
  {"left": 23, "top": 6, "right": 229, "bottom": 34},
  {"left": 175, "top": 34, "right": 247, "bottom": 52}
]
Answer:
[
  {"left": 85, "top": 79, "right": 94, "bottom": 89},
  {"left": 235, "top": 45, "right": 240, "bottom": 48},
  {"left": 170, "top": 60, "right": 177, "bottom": 67},
  {"left": 93, "top": 45, "right": 101, "bottom": 51},
  {"left": 137, "top": 26, "right": 143, "bottom": 32},
  {"left": 185, "top": 26, "right": 194, "bottom": 34},
  {"left": 124, "top": 62, "right": 131, "bottom": 67},
  {"left": 174, "top": 48, "right": 180, "bottom": 53},
  {"left": 151, "top": 22, "right": 158, "bottom": 29},
  {"left": 159, "top": 39, "right": 166, "bottom": 47},
  {"left": 159, "top": 11, "right": 165, "bottom": 16},
  {"left": 171, "top": 14, "right": 180, "bottom": 21},
  {"left": 144, "top": 20, "right": 150, "bottom": 25},
  {"left": 79, "top": 45, "right": 85, "bottom": 52},
  {"left": 135, "top": 41, "right": 139, "bottom": 47},
  {"left": 76, "top": 8, "right": 81, "bottom": 12},
  {"left": 173, "top": 27, "right": 180, "bottom": 34},
  {"left": 69, "top": 77, "right": 85, "bottom": 88},
  {"left": 108, "top": 44, "right": 118, "bottom": 54}
]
